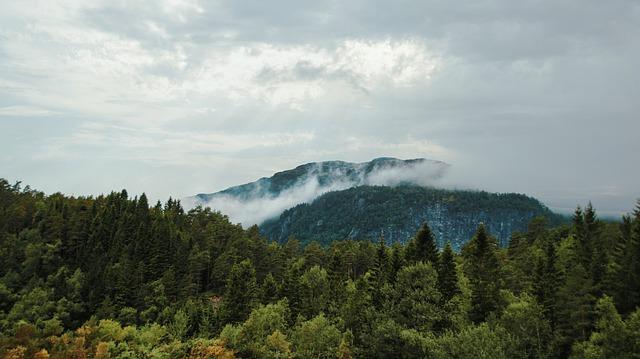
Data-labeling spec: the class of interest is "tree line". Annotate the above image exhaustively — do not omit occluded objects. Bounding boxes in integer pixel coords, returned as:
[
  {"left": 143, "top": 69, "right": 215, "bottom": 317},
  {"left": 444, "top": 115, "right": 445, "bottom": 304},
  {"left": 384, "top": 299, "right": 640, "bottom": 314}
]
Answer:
[{"left": 0, "top": 178, "right": 639, "bottom": 358}]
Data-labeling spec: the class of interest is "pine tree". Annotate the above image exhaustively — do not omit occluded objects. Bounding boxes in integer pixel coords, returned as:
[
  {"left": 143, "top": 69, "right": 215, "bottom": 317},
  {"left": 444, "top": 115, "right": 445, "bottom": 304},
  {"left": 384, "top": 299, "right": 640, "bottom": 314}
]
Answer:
[
  {"left": 406, "top": 222, "right": 438, "bottom": 264},
  {"left": 573, "top": 206, "right": 587, "bottom": 264},
  {"left": 282, "top": 258, "right": 304, "bottom": 322},
  {"left": 370, "top": 234, "right": 389, "bottom": 309},
  {"left": 555, "top": 263, "right": 595, "bottom": 357},
  {"left": 630, "top": 200, "right": 640, "bottom": 311},
  {"left": 222, "top": 259, "right": 258, "bottom": 323},
  {"left": 327, "top": 249, "right": 346, "bottom": 307},
  {"left": 466, "top": 223, "right": 501, "bottom": 323},
  {"left": 260, "top": 273, "right": 280, "bottom": 304},
  {"left": 533, "top": 240, "right": 560, "bottom": 328},
  {"left": 437, "top": 242, "right": 459, "bottom": 303},
  {"left": 389, "top": 242, "right": 405, "bottom": 283}
]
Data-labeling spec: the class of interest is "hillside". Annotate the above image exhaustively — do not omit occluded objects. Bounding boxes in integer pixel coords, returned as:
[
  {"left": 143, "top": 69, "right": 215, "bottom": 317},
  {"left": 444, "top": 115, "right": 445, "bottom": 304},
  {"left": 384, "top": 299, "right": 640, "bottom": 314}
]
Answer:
[
  {"left": 261, "top": 185, "right": 564, "bottom": 249},
  {"left": 185, "top": 157, "right": 449, "bottom": 226}
]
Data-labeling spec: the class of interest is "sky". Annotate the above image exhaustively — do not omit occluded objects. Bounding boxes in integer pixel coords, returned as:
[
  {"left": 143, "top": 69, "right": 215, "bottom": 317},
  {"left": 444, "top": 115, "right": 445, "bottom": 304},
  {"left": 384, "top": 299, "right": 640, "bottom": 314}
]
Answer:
[{"left": 0, "top": 0, "right": 639, "bottom": 217}]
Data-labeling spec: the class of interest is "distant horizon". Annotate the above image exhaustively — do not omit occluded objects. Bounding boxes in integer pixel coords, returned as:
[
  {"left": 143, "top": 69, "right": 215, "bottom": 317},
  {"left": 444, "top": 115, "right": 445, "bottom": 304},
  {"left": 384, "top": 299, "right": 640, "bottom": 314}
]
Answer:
[{"left": 2, "top": 0, "right": 639, "bottom": 219}]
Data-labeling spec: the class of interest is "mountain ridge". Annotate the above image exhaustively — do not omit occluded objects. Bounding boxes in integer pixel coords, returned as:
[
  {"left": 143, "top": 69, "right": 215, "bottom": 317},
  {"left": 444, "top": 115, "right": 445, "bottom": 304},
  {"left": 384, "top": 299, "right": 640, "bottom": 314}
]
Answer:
[
  {"left": 260, "top": 185, "right": 564, "bottom": 250},
  {"left": 185, "top": 157, "right": 449, "bottom": 226}
]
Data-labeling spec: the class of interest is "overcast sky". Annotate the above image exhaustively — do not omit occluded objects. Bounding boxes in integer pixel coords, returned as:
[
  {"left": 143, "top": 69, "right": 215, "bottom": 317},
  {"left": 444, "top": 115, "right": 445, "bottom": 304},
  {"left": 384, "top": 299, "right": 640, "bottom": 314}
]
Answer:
[{"left": 1, "top": 0, "right": 638, "bottom": 216}]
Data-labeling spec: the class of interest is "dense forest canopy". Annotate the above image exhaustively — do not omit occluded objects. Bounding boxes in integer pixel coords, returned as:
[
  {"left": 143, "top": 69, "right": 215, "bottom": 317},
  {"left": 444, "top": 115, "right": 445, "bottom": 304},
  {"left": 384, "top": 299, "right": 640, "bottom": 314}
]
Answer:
[{"left": 1, "top": 178, "right": 639, "bottom": 358}]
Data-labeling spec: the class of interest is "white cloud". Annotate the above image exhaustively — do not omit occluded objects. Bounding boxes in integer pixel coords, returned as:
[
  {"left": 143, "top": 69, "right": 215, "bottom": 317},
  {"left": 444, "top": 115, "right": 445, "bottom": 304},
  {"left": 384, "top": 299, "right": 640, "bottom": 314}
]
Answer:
[
  {"left": 0, "top": 0, "right": 638, "bottom": 215},
  {"left": 193, "top": 158, "right": 450, "bottom": 226},
  {"left": 0, "top": 106, "right": 59, "bottom": 117}
]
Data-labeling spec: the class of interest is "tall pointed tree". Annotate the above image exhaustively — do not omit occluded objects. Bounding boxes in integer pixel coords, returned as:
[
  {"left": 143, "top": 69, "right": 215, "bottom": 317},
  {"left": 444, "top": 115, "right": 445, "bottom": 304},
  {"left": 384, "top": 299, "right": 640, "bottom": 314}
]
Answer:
[
  {"left": 437, "top": 242, "right": 460, "bottom": 303},
  {"left": 466, "top": 223, "right": 501, "bottom": 323},
  {"left": 533, "top": 240, "right": 560, "bottom": 328},
  {"left": 389, "top": 242, "right": 405, "bottom": 283},
  {"left": 406, "top": 222, "right": 438, "bottom": 264},
  {"left": 222, "top": 259, "right": 258, "bottom": 323},
  {"left": 555, "top": 263, "right": 595, "bottom": 357},
  {"left": 370, "top": 233, "right": 389, "bottom": 308}
]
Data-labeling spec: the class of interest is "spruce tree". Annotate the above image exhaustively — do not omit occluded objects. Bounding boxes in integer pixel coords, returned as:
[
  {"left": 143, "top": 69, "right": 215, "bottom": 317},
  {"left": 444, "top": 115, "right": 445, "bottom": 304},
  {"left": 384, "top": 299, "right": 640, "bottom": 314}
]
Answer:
[
  {"left": 222, "top": 259, "right": 258, "bottom": 323},
  {"left": 389, "top": 242, "right": 405, "bottom": 283},
  {"left": 437, "top": 242, "right": 459, "bottom": 303},
  {"left": 467, "top": 223, "right": 501, "bottom": 323},
  {"left": 406, "top": 222, "right": 438, "bottom": 264},
  {"left": 555, "top": 263, "right": 595, "bottom": 357},
  {"left": 534, "top": 240, "right": 560, "bottom": 328},
  {"left": 373, "top": 233, "right": 389, "bottom": 282},
  {"left": 282, "top": 258, "right": 304, "bottom": 322},
  {"left": 370, "top": 234, "right": 389, "bottom": 308},
  {"left": 260, "top": 272, "right": 280, "bottom": 304}
]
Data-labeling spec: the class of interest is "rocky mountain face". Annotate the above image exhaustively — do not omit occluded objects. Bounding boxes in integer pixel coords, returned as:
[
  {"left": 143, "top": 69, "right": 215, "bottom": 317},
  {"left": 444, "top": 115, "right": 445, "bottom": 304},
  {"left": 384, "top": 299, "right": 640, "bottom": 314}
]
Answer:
[{"left": 260, "top": 185, "right": 564, "bottom": 250}]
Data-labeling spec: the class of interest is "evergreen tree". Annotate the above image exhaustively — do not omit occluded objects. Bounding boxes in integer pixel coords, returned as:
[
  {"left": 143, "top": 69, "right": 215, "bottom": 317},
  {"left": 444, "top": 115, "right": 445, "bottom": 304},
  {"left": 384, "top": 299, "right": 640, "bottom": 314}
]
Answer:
[
  {"left": 327, "top": 249, "right": 347, "bottom": 307},
  {"left": 281, "top": 258, "right": 304, "bottom": 322},
  {"left": 406, "top": 222, "right": 438, "bottom": 264},
  {"left": 466, "top": 223, "right": 501, "bottom": 323},
  {"left": 437, "top": 242, "right": 460, "bottom": 303},
  {"left": 555, "top": 263, "right": 595, "bottom": 357},
  {"left": 222, "top": 259, "right": 258, "bottom": 323},
  {"left": 389, "top": 242, "right": 405, "bottom": 284},
  {"left": 300, "top": 265, "right": 330, "bottom": 318},
  {"left": 370, "top": 234, "right": 389, "bottom": 309},
  {"left": 570, "top": 296, "right": 637, "bottom": 359},
  {"left": 533, "top": 240, "right": 560, "bottom": 328},
  {"left": 260, "top": 273, "right": 280, "bottom": 304}
]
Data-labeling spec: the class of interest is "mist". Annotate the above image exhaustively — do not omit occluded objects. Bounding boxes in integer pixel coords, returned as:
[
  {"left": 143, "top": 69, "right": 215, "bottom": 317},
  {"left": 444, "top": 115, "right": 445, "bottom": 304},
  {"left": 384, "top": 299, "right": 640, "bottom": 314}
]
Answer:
[{"left": 187, "top": 158, "right": 450, "bottom": 226}]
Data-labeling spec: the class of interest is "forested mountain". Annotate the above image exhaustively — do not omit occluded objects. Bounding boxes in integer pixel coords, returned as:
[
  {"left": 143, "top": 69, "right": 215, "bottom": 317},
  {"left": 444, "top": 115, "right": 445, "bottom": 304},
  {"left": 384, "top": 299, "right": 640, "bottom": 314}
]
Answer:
[
  {"left": 189, "top": 157, "right": 565, "bottom": 250},
  {"left": 184, "top": 157, "right": 449, "bottom": 226},
  {"left": 189, "top": 157, "right": 448, "bottom": 203},
  {"left": 261, "top": 185, "right": 565, "bottom": 249},
  {"left": 1, "top": 178, "right": 640, "bottom": 358}
]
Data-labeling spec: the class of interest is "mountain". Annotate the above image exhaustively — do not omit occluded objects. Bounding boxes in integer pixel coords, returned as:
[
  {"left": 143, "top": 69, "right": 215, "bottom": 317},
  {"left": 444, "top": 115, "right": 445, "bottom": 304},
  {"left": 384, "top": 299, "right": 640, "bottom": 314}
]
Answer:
[
  {"left": 185, "top": 157, "right": 449, "bottom": 226},
  {"left": 260, "top": 185, "right": 564, "bottom": 250},
  {"left": 186, "top": 157, "right": 564, "bottom": 249}
]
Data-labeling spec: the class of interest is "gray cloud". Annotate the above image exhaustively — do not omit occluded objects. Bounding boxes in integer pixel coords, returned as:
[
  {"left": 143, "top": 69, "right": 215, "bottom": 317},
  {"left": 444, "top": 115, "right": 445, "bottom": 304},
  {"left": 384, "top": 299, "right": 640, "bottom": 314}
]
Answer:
[{"left": 0, "top": 0, "right": 639, "bottom": 216}]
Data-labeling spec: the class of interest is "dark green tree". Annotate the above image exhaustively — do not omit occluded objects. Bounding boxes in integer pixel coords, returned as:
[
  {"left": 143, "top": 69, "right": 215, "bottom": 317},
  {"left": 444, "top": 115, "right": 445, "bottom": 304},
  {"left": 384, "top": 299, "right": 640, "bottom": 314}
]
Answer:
[
  {"left": 533, "top": 240, "right": 560, "bottom": 328},
  {"left": 437, "top": 242, "right": 460, "bottom": 303},
  {"left": 222, "top": 259, "right": 258, "bottom": 323},
  {"left": 392, "top": 262, "right": 442, "bottom": 331},
  {"left": 405, "top": 222, "right": 438, "bottom": 265},
  {"left": 466, "top": 223, "right": 501, "bottom": 323},
  {"left": 555, "top": 263, "right": 595, "bottom": 357}
]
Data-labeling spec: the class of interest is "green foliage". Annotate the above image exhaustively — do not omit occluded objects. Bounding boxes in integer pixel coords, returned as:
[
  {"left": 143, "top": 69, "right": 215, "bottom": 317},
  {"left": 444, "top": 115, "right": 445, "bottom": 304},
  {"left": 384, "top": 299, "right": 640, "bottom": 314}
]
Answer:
[
  {"left": 261, "top": 185, "right": 564, "bottom": 249},
  {"left": 405, "top": 222, "right": 438, "bottom": 264},
  {"left": 392, "top": 262, "right": 442, "bottom": 331},
  {"left": 221, "top": 259, "right": 258, "bottom": 323},
  {"left": 433, "top": 323, "right": 510, "bottom": 359},
  {"left": 0, "top": 178, "right": 637, "bottom": 358},
  {"left": 464, "top": 224, "right": 501, "bottom": 323},
  {"left": 498, "top": 293, "right": 552, "bottom": 359},
  {"left": 291, "top": 313, "right": 342, "bottom": 358},
  {"left": 570, "top": 296, "right": 640, "bottom": 359},
  {"left": 437, "top": 242, "right": 460, "bottom": 302}
]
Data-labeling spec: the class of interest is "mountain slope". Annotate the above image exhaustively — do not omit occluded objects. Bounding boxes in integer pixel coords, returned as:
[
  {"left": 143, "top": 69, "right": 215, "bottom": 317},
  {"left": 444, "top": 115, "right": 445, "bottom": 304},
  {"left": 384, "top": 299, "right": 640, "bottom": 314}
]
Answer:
[
  {"left": 186, "top": 157, "right": 449, "bottom": 226},
  {"left": 260, "top": 185, "right": 564, "bottom": 250}
]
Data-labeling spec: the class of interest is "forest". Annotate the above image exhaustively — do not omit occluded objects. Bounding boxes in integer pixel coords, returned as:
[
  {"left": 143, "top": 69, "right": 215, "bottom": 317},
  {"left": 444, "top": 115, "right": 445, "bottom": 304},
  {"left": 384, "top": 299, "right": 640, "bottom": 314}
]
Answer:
[{"left": 1, "top": 178, "right": 639, "bottom": 358}]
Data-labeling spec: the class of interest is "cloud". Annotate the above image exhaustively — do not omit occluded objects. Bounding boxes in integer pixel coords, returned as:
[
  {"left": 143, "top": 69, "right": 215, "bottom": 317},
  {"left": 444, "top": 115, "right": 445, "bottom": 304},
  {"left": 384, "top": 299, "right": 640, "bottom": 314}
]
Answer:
[
  {"left": 0, "top": 106, "right": 58, "bottom": 117},
  {"left": 190, "top": 158, "right": 450, "bottom": 226},
  {"left": 0, "top": 0, "right": 639, "bottom": 216},
  {"left": 188, "top": 177, "right": 344, "bottom": 227}
]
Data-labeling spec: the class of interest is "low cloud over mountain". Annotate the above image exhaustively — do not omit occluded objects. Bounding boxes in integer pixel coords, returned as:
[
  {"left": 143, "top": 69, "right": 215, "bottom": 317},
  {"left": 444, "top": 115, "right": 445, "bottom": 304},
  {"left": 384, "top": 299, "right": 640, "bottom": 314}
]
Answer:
[{"left": 185, "top": 157, "right": 449, "bottom": 226}]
